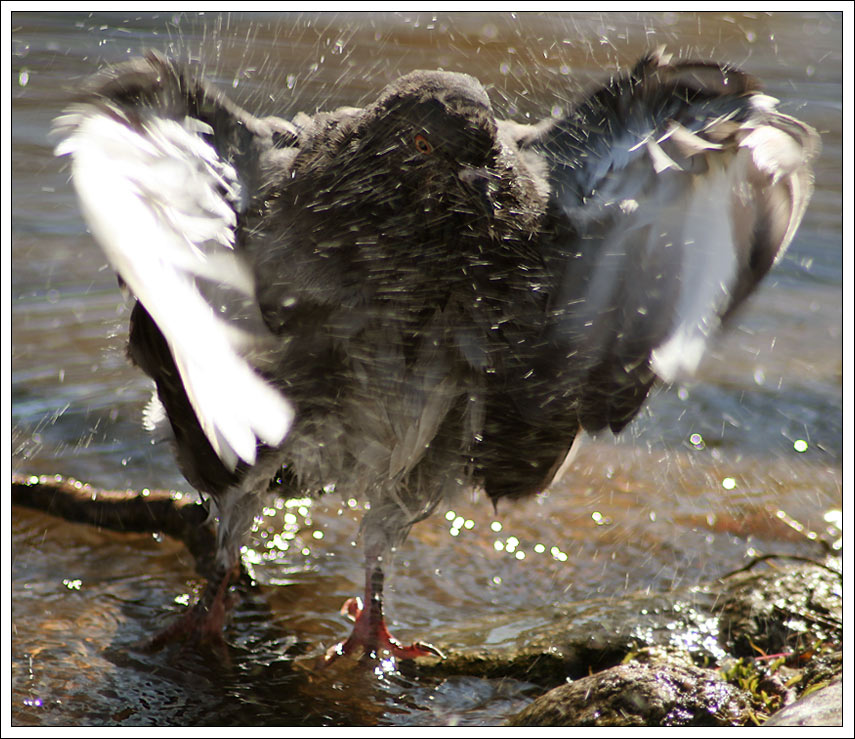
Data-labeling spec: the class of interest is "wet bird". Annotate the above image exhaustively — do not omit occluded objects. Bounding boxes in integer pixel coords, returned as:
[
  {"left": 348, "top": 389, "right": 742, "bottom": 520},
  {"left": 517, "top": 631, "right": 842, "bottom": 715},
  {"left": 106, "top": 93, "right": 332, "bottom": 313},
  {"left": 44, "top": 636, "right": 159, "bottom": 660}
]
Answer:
[{"left": 55, "top": 49, "right": 817, "bottom": 663}]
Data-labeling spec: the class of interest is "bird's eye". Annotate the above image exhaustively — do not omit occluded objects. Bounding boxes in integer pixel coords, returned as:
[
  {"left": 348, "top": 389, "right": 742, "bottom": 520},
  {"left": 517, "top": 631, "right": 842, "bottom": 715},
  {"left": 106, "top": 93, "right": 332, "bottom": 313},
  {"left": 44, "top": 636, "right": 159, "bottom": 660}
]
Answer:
[{"left": 413, "top": 133, "right": 433, "bottom": 154}]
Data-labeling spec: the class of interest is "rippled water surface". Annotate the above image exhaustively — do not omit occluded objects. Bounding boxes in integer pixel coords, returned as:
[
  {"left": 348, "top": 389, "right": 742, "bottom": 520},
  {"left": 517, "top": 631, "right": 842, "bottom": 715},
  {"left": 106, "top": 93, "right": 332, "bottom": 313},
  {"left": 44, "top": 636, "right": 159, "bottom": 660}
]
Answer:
[{"left": 10, "top": 10, "right": 842, "bottom": 727}]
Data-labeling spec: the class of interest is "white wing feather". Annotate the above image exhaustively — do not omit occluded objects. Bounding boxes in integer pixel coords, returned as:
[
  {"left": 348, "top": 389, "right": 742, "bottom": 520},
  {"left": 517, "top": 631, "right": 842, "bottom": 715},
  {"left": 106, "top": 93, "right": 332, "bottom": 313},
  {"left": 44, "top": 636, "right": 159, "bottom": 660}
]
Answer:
[
  {"left": 650, "top": 98, "right": 816, "bottom": 382},
  {"left": 56, "top": 109, "right": 293, "bottom": 469}
]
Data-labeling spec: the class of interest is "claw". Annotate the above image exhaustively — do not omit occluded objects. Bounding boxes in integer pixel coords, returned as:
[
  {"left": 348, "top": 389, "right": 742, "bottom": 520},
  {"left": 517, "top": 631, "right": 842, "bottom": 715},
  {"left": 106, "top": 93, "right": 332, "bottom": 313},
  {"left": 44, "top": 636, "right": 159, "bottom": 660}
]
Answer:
[
  {"left": 340, "top": 596, "right": 363, "bottom": 621},
  {"left": 323, "top": 591, "right": 444, "bottom": 666}
]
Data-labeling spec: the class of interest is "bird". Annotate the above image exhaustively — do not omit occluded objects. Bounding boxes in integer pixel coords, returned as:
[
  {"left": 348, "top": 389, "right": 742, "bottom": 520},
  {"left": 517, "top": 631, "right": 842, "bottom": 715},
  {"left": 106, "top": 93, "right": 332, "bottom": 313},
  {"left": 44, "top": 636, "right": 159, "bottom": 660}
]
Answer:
[{"left": 54, "top": 48, "right": 818, "bottom": 664}]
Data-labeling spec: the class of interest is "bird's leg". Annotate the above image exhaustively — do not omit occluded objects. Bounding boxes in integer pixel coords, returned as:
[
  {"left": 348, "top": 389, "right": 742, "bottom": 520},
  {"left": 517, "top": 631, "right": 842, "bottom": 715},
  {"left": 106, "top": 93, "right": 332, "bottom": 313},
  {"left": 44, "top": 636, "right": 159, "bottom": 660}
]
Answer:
[
  {"left": 322, "top": 556, "right": 444, "bottom": 665},
  {"left": 145, "top": 559, "right": 240, "bottom": 651}
]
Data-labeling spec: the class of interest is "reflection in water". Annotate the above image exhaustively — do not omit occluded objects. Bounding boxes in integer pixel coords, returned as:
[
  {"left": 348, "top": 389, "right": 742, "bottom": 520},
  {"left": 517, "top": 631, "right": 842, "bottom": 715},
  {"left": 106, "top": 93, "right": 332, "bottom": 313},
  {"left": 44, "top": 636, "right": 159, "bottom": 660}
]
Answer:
[{"left": 11, "top": 11, "right": 842, "bottom": 726}]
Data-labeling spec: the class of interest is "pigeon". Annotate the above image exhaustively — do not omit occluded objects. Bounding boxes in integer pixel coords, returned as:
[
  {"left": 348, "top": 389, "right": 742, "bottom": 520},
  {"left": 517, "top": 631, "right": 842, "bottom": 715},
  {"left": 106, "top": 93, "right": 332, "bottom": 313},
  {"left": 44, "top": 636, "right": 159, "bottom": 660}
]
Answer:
[{"left": 54, "top": 49, "right": 818, "bottom": 663}]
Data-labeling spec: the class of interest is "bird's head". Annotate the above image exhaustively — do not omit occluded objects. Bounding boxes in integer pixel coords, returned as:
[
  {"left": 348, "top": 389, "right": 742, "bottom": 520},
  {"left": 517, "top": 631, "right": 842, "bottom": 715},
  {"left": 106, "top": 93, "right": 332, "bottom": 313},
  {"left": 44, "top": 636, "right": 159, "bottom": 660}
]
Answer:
[{"left": 352, "top": 70, "right": 502, "bottom": 205}]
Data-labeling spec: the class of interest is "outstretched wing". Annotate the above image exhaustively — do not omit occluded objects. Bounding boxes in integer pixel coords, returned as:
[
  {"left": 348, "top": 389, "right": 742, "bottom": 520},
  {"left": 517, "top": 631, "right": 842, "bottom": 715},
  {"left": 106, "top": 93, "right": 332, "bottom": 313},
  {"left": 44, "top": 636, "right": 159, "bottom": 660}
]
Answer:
[
  {"left": 528, "top": 50, "right": 819, "bottom": 434},
  {"left": 54, "top": 52, "right": 295, "bottom": 470}
]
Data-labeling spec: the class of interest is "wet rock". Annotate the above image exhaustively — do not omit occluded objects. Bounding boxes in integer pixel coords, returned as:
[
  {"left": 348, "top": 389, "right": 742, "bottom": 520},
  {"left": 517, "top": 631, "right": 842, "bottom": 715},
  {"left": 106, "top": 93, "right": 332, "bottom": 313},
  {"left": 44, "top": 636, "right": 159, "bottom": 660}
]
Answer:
[
  {"left": 716, "top": 562, "right": 842, "bottom": 658},
  {"left": 412, "top": 561, "right": 840, "bottom": 687},
  {"left": 764, "top": 679, "right": 842, "bottom": 727},
  {"left": 507, "top": 661, "right": 751, "bottom": 726}
]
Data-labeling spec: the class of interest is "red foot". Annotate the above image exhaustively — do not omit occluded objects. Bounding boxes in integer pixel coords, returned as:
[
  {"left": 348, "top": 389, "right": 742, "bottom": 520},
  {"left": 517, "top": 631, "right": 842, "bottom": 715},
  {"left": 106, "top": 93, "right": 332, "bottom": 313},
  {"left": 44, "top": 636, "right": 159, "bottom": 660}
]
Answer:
[
  {"left": 144, "top": 567, "right": 236, "bottom": 651},
  {"left": 322, "top": 596, "right": 444, "bottom": 665}
]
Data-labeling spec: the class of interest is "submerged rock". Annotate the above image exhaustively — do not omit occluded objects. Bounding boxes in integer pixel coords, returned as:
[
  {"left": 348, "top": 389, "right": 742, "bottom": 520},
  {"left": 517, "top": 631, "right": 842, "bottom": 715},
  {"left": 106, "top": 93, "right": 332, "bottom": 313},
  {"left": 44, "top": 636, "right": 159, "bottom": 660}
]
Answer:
[
  {"left": 412, "top": 586, "right": 726, "bottom": 686},
  {"left": 409, "top": 560, "right": 841, "bottom": 726}
]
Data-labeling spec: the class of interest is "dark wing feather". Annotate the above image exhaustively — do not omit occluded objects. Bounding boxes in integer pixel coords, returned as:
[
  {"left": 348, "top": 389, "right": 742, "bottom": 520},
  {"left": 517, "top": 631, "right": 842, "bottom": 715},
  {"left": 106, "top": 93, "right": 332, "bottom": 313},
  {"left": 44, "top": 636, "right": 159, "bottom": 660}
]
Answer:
[{"left": 528, "top": 51, "right": 818, "bottom": 435}]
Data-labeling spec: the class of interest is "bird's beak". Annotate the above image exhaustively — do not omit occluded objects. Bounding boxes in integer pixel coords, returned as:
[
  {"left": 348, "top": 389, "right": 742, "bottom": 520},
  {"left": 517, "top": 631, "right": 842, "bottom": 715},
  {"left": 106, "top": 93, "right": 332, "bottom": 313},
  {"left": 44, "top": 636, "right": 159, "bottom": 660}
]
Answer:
[{"left": 458, "top": 165, "right": 501, "bottom": 213}]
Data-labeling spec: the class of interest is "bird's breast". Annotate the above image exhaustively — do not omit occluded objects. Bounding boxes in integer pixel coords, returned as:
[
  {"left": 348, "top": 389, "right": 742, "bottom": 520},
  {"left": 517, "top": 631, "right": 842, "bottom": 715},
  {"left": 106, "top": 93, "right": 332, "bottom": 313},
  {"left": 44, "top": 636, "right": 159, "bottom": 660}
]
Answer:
[{"left": 277, "top": 303, "right": 487, "bottom": 512}]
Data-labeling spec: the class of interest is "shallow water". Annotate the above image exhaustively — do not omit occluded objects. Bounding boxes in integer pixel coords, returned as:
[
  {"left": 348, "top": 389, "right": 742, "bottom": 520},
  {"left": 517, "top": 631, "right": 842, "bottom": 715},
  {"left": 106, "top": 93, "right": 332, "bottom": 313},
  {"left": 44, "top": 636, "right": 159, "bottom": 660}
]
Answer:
[{"left": 10, "top": 10, "right": 842, "bottom": 727}]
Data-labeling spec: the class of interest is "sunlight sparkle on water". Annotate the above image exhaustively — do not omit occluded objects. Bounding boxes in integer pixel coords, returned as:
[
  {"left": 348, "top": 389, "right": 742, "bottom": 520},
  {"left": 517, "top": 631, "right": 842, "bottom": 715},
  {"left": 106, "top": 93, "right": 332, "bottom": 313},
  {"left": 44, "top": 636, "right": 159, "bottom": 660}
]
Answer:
[
  {"left": 550, "top": 546, "right": 568, "bottom": 562},
  {"left": 591, "top": 510, "right": 612, "bottom": 526},
  {"left": 826, "top": 517, "right": 842, "bottom": 550},
  {"left": 824, "top": 509, "right": 842, "bottom": 530}
]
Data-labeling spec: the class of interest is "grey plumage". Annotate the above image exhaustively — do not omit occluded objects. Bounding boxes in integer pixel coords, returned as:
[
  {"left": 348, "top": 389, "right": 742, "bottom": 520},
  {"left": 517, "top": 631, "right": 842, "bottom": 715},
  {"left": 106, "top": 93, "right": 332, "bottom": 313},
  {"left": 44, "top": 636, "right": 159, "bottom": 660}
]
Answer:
[{"left": 54, "top": 49, "right": 818, "bottom": 659}]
